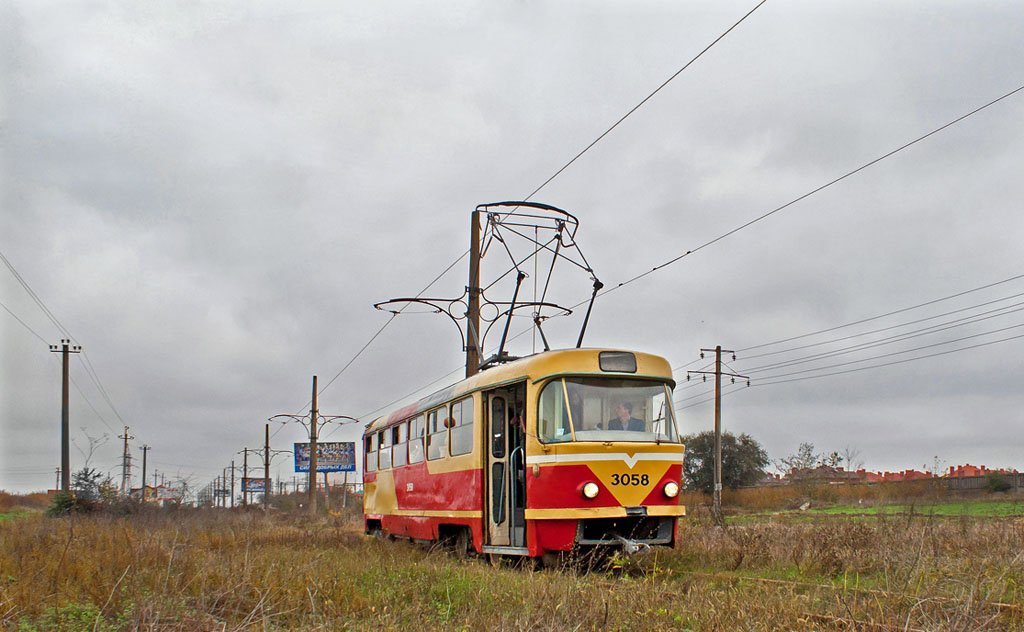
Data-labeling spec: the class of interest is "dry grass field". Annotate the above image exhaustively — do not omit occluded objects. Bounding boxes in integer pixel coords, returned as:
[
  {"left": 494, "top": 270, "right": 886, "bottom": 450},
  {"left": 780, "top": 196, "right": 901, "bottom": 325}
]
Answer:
[{"left": 1, "top": 499, "right": 1022, "bottom": 631}]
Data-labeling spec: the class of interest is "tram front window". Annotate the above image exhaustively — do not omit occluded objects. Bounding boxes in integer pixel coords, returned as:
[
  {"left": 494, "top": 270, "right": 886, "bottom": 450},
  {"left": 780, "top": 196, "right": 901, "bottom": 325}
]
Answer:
[{"left": 538, "top": 377, "right": 679, "bottom": 443}]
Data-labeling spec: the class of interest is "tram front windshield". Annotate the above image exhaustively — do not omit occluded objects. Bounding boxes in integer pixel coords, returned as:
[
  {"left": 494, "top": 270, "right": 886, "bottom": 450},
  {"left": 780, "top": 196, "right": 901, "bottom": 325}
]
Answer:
[{"left": 538, "top": 377, "right": 679, "bottom": 443}]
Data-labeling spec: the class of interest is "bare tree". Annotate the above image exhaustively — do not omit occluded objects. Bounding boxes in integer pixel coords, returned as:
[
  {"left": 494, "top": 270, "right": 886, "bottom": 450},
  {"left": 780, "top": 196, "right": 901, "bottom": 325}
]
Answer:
[
  {"left": 71, "top": 428, "right": 109, "bottom": 469},
  {"left": 842, "top": 445, "right": 864, "bottom": 471}
]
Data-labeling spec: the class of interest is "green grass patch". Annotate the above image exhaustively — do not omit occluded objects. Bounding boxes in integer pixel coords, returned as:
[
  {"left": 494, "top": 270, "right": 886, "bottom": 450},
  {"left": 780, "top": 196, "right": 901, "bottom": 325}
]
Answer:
[
  {"left": 0, "top": 509, "right": 32, "bottom": 522},
  {"left": 810, "top": 499, "right": 1024, "bottom": 517}
]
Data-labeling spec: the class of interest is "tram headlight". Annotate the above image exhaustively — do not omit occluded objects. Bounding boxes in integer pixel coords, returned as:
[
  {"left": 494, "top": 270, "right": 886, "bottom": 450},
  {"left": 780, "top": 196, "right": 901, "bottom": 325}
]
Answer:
[
  {"left": 663, "top": 481, "right": 680, "bottom": 498},
  {"left": 582, "top": 481, "right": 600, "bottom": 499}
]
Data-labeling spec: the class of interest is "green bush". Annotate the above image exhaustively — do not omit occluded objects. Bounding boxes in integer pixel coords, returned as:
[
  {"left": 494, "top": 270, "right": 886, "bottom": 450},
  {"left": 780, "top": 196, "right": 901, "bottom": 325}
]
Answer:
[{"left": 985, "top": 473, "right": 1012, "bottom": 493}]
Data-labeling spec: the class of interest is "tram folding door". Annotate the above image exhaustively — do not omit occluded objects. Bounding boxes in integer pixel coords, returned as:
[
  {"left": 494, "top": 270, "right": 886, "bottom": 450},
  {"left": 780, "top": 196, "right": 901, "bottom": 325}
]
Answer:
[{"left": 485, "top": 385, "right": 526, "bottom": 551}]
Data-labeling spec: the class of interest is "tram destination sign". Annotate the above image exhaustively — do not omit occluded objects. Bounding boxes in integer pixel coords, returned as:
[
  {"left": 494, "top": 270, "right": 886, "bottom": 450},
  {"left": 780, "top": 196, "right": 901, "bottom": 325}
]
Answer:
[{"left": 294, "top": 441, "right": 356, "bottom": 473}]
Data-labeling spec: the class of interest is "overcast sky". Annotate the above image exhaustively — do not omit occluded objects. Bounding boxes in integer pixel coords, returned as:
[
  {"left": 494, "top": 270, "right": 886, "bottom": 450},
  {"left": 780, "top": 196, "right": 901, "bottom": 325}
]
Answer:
[{"left": 3, "top": 1, "right": 1024, "bottom": 494}]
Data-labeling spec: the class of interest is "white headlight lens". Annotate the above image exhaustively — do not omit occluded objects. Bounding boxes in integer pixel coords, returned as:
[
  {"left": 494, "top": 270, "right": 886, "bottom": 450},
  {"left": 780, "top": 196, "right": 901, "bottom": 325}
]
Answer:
[
  {"left": 663, "top": 481, "right": 680, "bottom": 498},
  {"left": 582, "top": 482, "right": 600, "bottom": 499}
]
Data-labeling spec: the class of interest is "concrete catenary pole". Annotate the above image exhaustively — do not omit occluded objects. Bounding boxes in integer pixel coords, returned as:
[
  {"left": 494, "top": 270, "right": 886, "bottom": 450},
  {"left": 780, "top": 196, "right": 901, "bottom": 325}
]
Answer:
[
  {"left": 466, "top": 210, "right": 481, "bottom": 378},
  {"left": 264, "top": 423, "right": 271, "bottom": 511},
  {"left": 309, "top": 375, "right": 319, "bottom": 516},
  {"left": 139, "top": 445, "right": 150, "bottom": 503}
]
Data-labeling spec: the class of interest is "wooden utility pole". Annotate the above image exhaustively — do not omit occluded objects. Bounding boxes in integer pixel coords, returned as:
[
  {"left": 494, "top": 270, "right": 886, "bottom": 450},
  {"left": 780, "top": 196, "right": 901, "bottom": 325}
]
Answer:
[
  {"left": 49, "top": 339, "right": 81, "bottom": 492},
  {"left": 309, "top": 375, "right": 319, "bottom": 516},
  {"left": 466, "top": 210, "right": 481, "bottom": 378},
  {"left": 139, "top": 445, "right": 150, "bottom": 503},
  {"left": 229, "top": 462, "right": 235, "bottom": 508},
  {"left": 689, "top": 346, "right": 748, "bottom": 525},
  {"left": 119, "top": 426, "right": 134, "bottom": 495}
]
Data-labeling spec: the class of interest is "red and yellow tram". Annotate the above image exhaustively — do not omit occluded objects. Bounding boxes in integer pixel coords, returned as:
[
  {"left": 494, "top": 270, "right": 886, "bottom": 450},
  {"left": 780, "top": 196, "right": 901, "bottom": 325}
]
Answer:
[{"left": 362, "top": 348, "right": 685, "bottom": 560}]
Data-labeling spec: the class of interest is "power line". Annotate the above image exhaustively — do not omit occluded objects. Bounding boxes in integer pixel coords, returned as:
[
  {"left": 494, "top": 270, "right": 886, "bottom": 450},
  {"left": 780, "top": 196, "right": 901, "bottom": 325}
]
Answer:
[
  {"left": 75, "top": 354, "right": 127, "bottom": 426},
  {"left": 740, "top": 271, "right": 1024, "bottom": 354},
  {"left": 1, "top": 249, "right": 130, "bottom": 432},
  {"left": 0, "top": 249, "right": 72, "bottom": 339},
  {"left": 754, "top": 322, "right": 1024, "bottom": 382},
  {"left": 740, "top": 301, "right": 1024, "bottom": 374},
  {"left": 0, "top": 299, "right": 50, "bottom": 344},
  {"left": 753, "top": 331, "right": 1024, "bottom": 387},
  {"left": 742, "top": 289, "right": 1024, "bottom": 362},
  {"left": 68, "top": 374, "right": 117, "bottom": 434}
]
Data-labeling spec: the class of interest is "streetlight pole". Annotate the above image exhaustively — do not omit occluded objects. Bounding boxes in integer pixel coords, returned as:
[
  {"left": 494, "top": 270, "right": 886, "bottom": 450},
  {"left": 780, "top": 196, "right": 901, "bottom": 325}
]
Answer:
[{"left": 268, "top": 402, "right": 363, "bottom": 518}]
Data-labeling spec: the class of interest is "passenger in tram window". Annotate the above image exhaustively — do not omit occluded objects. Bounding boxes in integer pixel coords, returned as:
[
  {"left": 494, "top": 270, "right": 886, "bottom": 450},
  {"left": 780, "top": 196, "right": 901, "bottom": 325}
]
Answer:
[{"left": 606, "top": 401, "right": 644, "bottom": 432}]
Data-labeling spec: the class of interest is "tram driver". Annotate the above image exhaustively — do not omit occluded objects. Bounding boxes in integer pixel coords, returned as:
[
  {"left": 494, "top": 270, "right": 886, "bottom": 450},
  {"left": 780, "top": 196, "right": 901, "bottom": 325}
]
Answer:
[{"left": 606, "top": 401, "right": 644, "bottom": 432}]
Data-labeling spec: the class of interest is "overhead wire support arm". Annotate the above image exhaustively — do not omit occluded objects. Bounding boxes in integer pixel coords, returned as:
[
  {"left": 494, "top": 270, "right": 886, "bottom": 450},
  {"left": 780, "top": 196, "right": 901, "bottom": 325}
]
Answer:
[{"left": 376, "top": 200, "right": 598, "bottom": 371}]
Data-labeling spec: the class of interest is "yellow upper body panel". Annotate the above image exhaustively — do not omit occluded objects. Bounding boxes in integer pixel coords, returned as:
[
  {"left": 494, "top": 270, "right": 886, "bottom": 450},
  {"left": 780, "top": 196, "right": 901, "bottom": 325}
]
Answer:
[{"left": 365, "top": 348, "right": 675, "bottom": 435}]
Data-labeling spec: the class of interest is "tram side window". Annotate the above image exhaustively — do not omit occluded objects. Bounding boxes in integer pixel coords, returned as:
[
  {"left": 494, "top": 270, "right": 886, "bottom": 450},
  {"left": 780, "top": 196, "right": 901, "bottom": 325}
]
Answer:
[
  {"left": 408, "top": 414, "right": 425, "bottom": 464},
  {"left": 365, "top": 435, "right": 377, "bottom": 473},
  {"left": 393, "top": 423, "right": 408, "bottom": 468},
  {"left": 449, "top": 396, "right": 475, "bottom": 456},
  {"left": 427, "top": 407, "right": 449, "bottom": 461},
  {"left": 379, "top": 429, "right": 392, "bottom": 470}
]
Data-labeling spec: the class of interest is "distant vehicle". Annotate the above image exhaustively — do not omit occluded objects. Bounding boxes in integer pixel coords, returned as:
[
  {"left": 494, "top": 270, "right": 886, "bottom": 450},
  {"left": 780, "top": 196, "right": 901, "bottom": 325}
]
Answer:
[{"left": 362, "top": 348, "right": 685, "bottom": 564}]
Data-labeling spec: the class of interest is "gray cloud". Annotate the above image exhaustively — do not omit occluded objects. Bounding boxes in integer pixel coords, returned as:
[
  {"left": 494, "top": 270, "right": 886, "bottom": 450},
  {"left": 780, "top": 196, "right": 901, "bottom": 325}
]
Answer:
[{"left": 3, "top": 0, "right": 1024, "bottom": 492}]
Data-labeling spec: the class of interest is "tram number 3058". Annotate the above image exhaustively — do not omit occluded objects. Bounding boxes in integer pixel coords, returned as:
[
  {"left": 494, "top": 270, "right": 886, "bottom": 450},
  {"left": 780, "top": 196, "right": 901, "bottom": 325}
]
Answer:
[{"left": 610, "top": 473, "right": 649, "bottom": 486}]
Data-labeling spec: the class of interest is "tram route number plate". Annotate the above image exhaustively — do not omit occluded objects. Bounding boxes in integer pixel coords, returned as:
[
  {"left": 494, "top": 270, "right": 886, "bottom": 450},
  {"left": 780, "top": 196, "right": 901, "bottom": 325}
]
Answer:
[{"left": 610, "top": 473, "right": 649, "bottom": 486}]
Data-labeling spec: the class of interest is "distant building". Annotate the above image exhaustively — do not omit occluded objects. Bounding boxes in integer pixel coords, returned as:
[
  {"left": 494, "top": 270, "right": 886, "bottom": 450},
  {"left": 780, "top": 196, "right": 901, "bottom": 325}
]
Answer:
[
  {"left": 758, "top": 462, "right": 1020, "bottom": 487},
  {"left": 947, "top": 463, "right": 1018, "bottom": 477}
]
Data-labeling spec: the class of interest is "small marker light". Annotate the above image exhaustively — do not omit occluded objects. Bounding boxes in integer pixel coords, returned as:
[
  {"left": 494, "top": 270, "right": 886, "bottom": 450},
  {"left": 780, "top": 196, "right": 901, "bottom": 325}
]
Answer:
[
  {"left": 582, "top": 482, "right": 600, "bottom": 499},
  {"left": 663, "top": 481, "right": 680, "bottom": 498}
]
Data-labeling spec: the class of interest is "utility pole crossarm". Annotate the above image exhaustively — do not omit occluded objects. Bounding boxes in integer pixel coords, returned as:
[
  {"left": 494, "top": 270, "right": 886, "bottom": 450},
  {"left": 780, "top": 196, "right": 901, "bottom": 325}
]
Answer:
[{"left": 687, "top": 348, "right": 750, "bottom": 385}]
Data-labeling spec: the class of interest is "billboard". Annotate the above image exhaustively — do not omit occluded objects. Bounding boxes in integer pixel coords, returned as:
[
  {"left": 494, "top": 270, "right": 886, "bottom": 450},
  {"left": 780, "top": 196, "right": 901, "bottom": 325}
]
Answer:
[
  {"left": 294, "top": 441, "right": 356, "bottom": 472},
  {"left": 157, "top": 486, "right": 183, "bottom": 502},
  {"left": 242, "top": 477, "right": 266, "bottom": 493}
]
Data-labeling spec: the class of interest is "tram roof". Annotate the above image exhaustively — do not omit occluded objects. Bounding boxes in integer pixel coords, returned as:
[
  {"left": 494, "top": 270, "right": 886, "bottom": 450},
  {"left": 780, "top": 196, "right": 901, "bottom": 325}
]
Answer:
[{"left": 364, "top": 348, "right": 673, "bottom": 434}]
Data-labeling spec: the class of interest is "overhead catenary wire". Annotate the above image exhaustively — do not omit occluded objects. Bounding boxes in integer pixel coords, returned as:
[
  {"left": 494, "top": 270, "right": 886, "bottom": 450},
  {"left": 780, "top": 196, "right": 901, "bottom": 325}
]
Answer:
[
  {"left": 591, "top": 83, "right": 1024, "bottom": 303},
  {"left": 482, "top": 85, "right": 1024, "bottom": 371},
  {"left": 317, "top": 2, "right": 767, "bottom": 410},
  {"left": 521, "top": 0, "right": 767, "bottom": 203},
  {"left": 315, "top": 82, "right": 1024, "bottom": 446}
]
